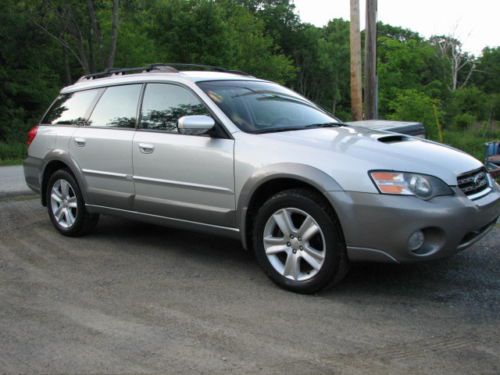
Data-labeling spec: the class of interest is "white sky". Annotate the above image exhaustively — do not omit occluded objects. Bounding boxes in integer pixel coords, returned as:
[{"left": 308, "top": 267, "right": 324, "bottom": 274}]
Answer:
[{"left": 293, "top": 0, "right": 500, "bottom": 56}]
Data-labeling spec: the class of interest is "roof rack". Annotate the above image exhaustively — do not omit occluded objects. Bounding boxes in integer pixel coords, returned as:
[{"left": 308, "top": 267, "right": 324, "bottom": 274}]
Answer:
[{"left": 76, "top": 63, "right": 252, "bottom": 82}]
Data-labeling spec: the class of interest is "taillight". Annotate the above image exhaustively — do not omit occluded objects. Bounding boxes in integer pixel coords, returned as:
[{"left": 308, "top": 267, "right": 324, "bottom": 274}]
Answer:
[{"left": 27, "top": 125, "right": 38, "bottom": 146}]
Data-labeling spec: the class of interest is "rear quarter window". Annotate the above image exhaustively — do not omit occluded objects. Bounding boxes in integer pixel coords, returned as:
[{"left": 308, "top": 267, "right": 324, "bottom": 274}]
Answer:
[{"left": 42, "top": 89, "right": 100, "bottom": 125}]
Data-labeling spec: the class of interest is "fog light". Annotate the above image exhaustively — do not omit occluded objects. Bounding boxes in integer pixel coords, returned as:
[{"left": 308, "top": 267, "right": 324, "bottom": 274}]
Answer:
[{"left": 408, "top": 230, "right": 425, "bottom": 252}]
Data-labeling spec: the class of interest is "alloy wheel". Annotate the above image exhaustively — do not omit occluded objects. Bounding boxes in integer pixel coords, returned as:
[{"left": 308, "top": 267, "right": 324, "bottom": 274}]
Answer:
[
  {"left": 50, "top": 179, "right": 78, "bottom": 229},
  {"left": 263, "top": 207, "right": 326, "bottom": 281}
]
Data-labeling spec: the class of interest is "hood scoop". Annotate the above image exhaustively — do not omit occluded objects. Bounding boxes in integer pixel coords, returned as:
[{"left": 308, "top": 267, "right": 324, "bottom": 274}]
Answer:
[{"left": 376, "top": 134, "right": 410, "bottom": 144}]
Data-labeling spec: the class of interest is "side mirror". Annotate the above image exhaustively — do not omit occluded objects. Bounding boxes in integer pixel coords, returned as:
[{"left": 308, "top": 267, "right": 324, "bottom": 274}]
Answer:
[{"left": 177, "top": 115, "right": 215, "bottom": 135}]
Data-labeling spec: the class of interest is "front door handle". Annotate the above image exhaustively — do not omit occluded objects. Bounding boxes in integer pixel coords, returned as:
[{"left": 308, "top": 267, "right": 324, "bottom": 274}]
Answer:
[
  {"left": 74, "top": 137, "right": 86, "bottom": 147},
  {"left": 138, "top": 143, "right": 155, "bottom": 154}
]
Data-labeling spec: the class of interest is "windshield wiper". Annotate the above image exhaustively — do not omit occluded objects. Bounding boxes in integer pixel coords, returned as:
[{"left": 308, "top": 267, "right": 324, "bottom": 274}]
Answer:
[
  {"left": 305, "top": 122, "right": 343, "bottom": 128},
  {"left": 254, "top": 127, "right": 305, "bottom": 134},
  {"left": 254, "top": 122, "right": 344, "bottom": 134}
]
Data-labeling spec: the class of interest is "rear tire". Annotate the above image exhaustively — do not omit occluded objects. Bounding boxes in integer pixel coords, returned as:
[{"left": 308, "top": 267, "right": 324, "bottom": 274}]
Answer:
[
  {"left": 46, "top": 169, "right": 99, "bottom": 237},
  {"left": 252, "top": 188, "right": 349, "bottom": 294}
]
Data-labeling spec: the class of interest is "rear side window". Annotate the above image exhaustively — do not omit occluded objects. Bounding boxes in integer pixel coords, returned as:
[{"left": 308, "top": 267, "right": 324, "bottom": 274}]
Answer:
[
  {"left": 88, "top": 84, "right": 142, "bottom": 128},
  {"left": 42, "top": 89, "right": 99, "bottom": 125},
  {"left": 140, "top": 83, "right": 209, "bottom": 133}
]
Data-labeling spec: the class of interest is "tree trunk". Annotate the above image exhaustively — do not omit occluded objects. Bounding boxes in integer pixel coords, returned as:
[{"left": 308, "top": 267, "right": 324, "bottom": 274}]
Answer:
[
  {"left": 107, "top": 0, "right": 120, "bottom": 70},
  {"left": 87, "top": 0, "right": 103, "bottom": 70},
  {"left": 364, "top": 0, "right": 378, "bottom": 119},
  {"left": 349, "top": 0, "right": 363, "bottom": 120},
  {"left": 63, "top": 46, "right": 72, "bottom": 85}
]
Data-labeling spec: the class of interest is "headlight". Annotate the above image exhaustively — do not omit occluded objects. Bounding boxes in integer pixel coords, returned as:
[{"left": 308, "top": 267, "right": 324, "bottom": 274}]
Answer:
[{"left": 369, "top": 171, "right": 454, "bottom": 200}]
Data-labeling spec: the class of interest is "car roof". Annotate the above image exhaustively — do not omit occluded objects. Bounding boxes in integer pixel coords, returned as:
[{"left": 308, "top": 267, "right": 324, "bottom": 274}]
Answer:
[{"left": 61, "top": 70, "right": 264, "bottom": 93}]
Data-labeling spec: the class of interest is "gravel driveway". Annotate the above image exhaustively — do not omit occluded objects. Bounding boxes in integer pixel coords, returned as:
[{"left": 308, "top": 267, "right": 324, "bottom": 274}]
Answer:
[{"left": 0, "top": 195, "right": 499, "bottom": 374}]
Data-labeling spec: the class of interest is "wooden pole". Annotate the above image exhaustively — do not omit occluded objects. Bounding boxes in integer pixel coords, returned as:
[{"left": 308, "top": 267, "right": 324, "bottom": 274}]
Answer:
[
  {"left": 349, "top": 0, "right": 363, "bottom": 120},
  {"left": 364, "top": 0, "right": 378, "bottom": 119}
]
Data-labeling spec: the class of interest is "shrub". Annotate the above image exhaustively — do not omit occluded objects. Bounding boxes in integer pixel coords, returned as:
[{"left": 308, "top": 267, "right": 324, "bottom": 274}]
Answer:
[
  {"left": 489, "top": 93, "right": 500, "bottom": 121},
  {"left": 387, "top": 89, "right": 442, "bottom": 139},
  {"left": 447, "top": 87, "right": 489, "bottom": 122},
  {"left": 0, "top": 142, "right": 26, "bottom": 163},
  {"left": 452, "top": 113, "right": 476, "bottom": 130}
]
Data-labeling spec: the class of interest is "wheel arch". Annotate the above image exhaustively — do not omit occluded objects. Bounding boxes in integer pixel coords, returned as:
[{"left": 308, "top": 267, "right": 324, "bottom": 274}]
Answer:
[
  {"left": 41, "top": 152, "right": 88, "bottom": 206},
  {"left": 237, "top": 164, "right": 344, "bottom": 250}
]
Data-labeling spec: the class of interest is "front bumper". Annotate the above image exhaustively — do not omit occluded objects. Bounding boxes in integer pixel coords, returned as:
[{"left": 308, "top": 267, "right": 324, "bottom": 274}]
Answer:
[{"left": 327, "top": 186, "right": 500, "bottom": 263}]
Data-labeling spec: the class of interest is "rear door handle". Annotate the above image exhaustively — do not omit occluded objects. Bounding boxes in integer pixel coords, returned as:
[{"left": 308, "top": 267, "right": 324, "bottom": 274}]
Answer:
[
  {"left": 74, "top": 137, "right": 86, "bottom": 147},
  {"left": 138, "top": 143, "right": 155, "bottom": 154}
]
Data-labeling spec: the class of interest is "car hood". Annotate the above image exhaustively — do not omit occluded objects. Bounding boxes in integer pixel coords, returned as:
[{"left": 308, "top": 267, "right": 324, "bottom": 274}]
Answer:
[{"left": 259, "top": 126, "right": 483, "bottom": 186}]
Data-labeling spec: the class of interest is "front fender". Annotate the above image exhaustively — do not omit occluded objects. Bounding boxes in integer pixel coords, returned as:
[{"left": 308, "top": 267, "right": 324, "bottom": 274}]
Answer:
[{"left": 237, "top": 163, "right": 343, "bottom": 249}]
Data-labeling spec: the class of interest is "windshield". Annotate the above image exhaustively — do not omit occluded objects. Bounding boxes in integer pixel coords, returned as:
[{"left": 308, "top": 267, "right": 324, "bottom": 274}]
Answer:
[{"left": 197, "top": 80, "right": 342, "bottom": 133}]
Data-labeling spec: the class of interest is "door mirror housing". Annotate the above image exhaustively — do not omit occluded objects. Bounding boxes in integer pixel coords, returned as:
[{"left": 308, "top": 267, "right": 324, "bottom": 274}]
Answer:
[{"left": 177, "top": 115, "right": 215, "bottom": 135}]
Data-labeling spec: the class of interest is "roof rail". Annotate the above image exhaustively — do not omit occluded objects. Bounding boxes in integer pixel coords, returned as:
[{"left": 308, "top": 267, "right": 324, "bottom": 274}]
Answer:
[{"left": 76, "top": 63, "right": 252, "bottom": 82}]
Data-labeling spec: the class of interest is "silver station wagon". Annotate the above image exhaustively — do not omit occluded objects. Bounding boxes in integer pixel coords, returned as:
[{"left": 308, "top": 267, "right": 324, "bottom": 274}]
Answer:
[{"left": 24, "top": 64, "right": 500, "bottom": 293}]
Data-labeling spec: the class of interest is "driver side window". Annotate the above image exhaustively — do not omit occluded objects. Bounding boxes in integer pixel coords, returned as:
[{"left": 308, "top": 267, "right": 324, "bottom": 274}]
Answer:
[{"left": 140, "top": 83, "right": 209, "bottom": 133}]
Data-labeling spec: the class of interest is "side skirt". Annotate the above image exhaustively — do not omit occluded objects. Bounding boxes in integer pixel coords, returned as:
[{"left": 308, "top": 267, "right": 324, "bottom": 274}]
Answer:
[{"left": 85, "top": 204, "right": 241, "bottom": 240}]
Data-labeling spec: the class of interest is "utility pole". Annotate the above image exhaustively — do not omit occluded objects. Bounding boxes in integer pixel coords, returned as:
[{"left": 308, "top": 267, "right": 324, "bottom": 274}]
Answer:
[
  {"left": 349, "top": 0, "right": 363, "bottom": 121},
  {"left": 364, "top": 0, "right": 378, "bottom": 119}
]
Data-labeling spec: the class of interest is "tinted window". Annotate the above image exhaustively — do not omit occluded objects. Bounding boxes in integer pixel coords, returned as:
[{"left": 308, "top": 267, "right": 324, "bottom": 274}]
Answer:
[
  {"left": 197, "top": 80, "right": 341, "bottom": 133},
  {"left": 88, "top": 84, "right": 141, "bottom": 128},
  {"left": 140, "top": 83, "right": 209, "bottom": 133},
  {"left": 42, "top": 89, "right": 99, "bottom": 125}
]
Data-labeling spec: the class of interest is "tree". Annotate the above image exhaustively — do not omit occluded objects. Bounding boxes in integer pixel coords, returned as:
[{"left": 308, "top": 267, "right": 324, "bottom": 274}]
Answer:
[
  {"left": 388, "top": 89, "right": 443, "bottom": 138},
  {"left": 0, "top": 0, "right": 60, "bottom": 141},
  {"left": 349, "top": 0, "right": 362, "bottom": 120},
  {"left": 31, "top": 0, "right": 121, "bottom": 74},
  {"left": 377, "top": 33, "right": 448, "bottom": 116},
  {"left": 107, "top": 0, "right": 120, "bottom": 69},
  {"left": 0, "top": 0, "right": 498, "bottom": 150},
  {"left": 474, "top": 47, "right": 500, "bottom": 94},
  {"left": 377, "top": 22, "right": 422, "bottom": 42},
  {"left": 149, "top": 0, "right": 294, "bottom": 83},
  {"left": 430, "top": 35, "right": 476, "bottom": 91}
]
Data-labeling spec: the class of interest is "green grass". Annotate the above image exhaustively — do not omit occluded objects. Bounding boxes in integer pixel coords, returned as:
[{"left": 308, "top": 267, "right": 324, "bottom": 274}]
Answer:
[
  {"left": 441, "top": 126, "right": 499, "bottom": 161},
  {"left": 0, "top": 158, "right": 24, "bottom": 166},
  {"left": 0, "top": 142, "right": 26, "bottom": 166}
]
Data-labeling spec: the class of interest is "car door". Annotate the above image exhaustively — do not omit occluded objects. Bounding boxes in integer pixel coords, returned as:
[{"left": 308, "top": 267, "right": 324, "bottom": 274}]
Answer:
[
  {"left": 69, "top": 84, "right": 142, "bottom": 210},
  {"left": 132, "top": 82, "right": 235, "bottom": 227}
]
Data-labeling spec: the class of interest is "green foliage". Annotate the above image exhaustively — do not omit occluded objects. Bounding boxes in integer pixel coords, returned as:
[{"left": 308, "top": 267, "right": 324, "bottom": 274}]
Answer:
[
  {"left": 377, "top": 23, "right": 423, "bottom": 42},
  {"left": 149, "top": 0, "right": 294, "bottom": 83},
  {"left": 452, "top": 113, "right": 476, "bottom": 131},
  {"left": 0, "top": 0, "right": 61, "bottom": 142},
  {"left": 315, "top": 19, "right": 351, "bottom": 117},
  {"left": 377, "top": 35, "right": 448, "bottom": 116},
  {"left": 443, "top": 125, "right": 500, "bottom": 161},
  {"left": 447, "top": 87, "right": 489, "bottom": 123},
  {"left": 387, "top": 89, "right": 443, "bottom": 139},
  {"left": 490, "top": 94, "right": 500, "bottom": 121},
  {"left": 0, "top": 142, "right": 26, "bottom": 164},
  {"left": 473, "top": 47, "right": 500, "bottom": 94},
  {"left": 0, "top": 0, "right": 498, "bottom": 163}
]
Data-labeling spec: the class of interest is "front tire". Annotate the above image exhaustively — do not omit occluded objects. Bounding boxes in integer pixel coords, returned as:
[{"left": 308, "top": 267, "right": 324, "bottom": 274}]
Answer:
[
  {"left": 46, "top": 169, "right": 99, "bottom": 236},
  {"left": 252, "top": 189, "right": 349, "bottom": 293}
]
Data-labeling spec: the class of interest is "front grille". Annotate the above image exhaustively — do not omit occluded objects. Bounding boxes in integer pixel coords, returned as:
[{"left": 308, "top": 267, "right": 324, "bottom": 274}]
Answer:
[{"left": 457, "top": 167, "right": 490, "bottom": 199}]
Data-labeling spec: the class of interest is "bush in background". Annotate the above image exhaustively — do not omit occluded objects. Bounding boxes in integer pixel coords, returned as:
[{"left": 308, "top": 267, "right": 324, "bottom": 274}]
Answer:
[
  {"left": 387, "top": 89, "right": 443, "bottom": 139},
  {"left": 0, "top": 142, "right": 26, "bottom": 165},
  {"left": 453, "top": 113, "right": 476, "bottom": 131}
]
